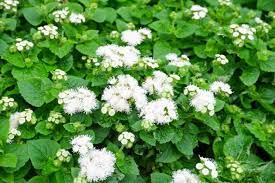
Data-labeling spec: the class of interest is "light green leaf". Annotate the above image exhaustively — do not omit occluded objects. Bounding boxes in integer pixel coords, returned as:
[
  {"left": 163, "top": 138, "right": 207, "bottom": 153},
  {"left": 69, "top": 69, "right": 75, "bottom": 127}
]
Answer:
[
  {"left": 116, "top": 156, "right": 139, "bottom": 175},
  {"left": 240, "top": 67, "right": 260, "bottom": 86},
  {"left": 0, "top": 153, "right": 17, "bottom": 168},
  {"left": 22, "top": 7, "right": 43, "bottom": 26},
  {"left": 151, "top": 172, "right": 172, "bottom": 183}
]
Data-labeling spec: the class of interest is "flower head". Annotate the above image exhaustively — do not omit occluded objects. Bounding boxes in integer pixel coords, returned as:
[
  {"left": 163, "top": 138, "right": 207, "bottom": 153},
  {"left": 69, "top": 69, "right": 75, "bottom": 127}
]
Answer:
[
  {"left": 191, "top": 5, "right": 208, "bottom": 20},
  {"left": 210, "top": 81, "right": 232, "bottom": 96},
  {"left": 190, "top": 90, "right": 216, "bottom": 116},
  {"left": 172, "top": 169, "right": 200, "bottom": 183},
  {"left": 71, "top": 135, "right": 93, "bottom": 155},
  {"left": 38, "top": 24, "right": 59, "bottom": 39},
  {"left": 196, "top": 157, "right": 218, "bottom": 178},
  {"left": 69, "top": 13, "right": 85, "bottom": 24},
  {"left": 118, "top": 131, "right": 135, "bottom": 148}
]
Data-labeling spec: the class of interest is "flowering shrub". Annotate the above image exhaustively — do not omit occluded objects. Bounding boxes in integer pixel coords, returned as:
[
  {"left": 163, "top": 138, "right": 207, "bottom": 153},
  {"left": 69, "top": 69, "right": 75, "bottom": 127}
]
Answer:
[{"left": 0, "top": 0, "right": 274, "bottom": 182}]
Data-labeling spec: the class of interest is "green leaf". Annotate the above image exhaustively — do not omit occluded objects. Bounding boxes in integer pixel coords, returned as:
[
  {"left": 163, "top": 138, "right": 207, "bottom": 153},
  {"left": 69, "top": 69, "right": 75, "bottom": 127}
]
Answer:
[
  {"left": 116, "top": 156, "right": 139, "bottom": 175},
  {"left": 257, "top": 0, "right": 275, "bottom": 11},
  {"left": 92, "top": 8, "right": 117, "bottom": 23},
  {"left": 0, "top": 39, "right": 8, "bottom": 55},
  {"left": 22, "top": 7, "right": 43, "bottom": 26},
  {"left": 28, "top": 139, "right": 60, "bottom": 169},
  {"left": 175, "top": 133, "right": 198, "bottom": 157},
  {"left": 153, "top": 41, "right": 179, "bottom": 60},
  {"left": 66, "top": 76, "right": 89, "bottom": 88},
  {"left": 154, "top": 126, "right": 175, "bottom": 144},
  {"left": 149, "top": 20, "right": 171, "bottom": 34},
  {"left": 18, "top": 78, "right": 54, "bottom": 107},
  {"left": 76, "top": 41, "right": 99, "bottom": 56},
  {"left": 240, "top": 67, "right": 260, "bottom": 86},
  {"left": 94, "top": 127, "right": 110, "bottom": 144},
  {"left": 28, "top": 176, "right": 49, "bottom": 183},
  {"left": 139, "top": 131, "right": 156, "bottom": 146},
  {"left": 156, "top": 144, "right": 182, "bottom": 163},
  {"left": 2, "top": 52, "right": 25, "bottom": 68},
  {"left": 0, "top": 153, "right": 17, "bottom": 168},
  {"left": 0, "top": 117, "right": 9, "bottom": 143},
  {"left": 49, "top": 40, "right": 74, "bottom": 58},
  {"left": 259, "top": 53, "right": 275, "bottom": 72},
  {"left": 4, "top": 144, "right": 29, "bottom": 171},
  {"left": 245, "top": 121, "right": 267, "bottom": 141},
  {"left": 12, "top": 63, "right": 48, "bottom": 80},
  {"left": 175, "top": 22, "right": 198, "bottom": 38},
  {"left": 151, "top": 172, "right": 172, "bottom": 183},
  {"left": 35, "top": 121, "right": 52, "bottom": 135}
]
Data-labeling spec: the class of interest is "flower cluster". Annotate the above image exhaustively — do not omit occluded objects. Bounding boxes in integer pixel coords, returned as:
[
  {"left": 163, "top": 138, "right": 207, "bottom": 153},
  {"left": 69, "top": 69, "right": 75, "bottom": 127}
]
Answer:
[
  {"left": 56, "top": 149, "right": 71, "bottom": 163},
  {"left": 38, "top": 24, "right": 59, "bottom": 39},
  {"left": 255, "top": 17, "right": 272, "bottom": 33},
  {"left": 229, "top": 24, "right": 256, "bottom": 47},
  {"left": 71, "top": 135, "right": 94, "bottom": 155},
  {"left": 137, "top": 57, "right": 159, "bottom": 69},
  {"left": 183, "top": 84, "right": 200, "bottom": 96},
  {"left": 69, "top": 13, "right": 86, "bottom": 24},
  {"left": 166, "top": 53, "right": 191, "bottom": 67},
  {"left": 81, "top": 56, "right": 99, "bottom": 68},
  {"left": 96, "top": 44, "right": 140, "bottom": 69},
  {"left": 118, "top": 131, "right": 135, "bottom": 148},
  {"left": 58, "top": 87, "right": 97, "bottom": 115},
  {"left": 14, "top": 38, "right": 34, "bottom": 52},
  {"left": 218, "top": 0, "right": 232, "bottom": 6},
  {"left": 0, "top": 0, "right": 19, "bottom": 12},
  {"left": 196, "top": 157, "right": 218, "bottom": 178},
  {"left": 0, "top": 96, "right": 17, "bottom": 111},
  {"left": 191, "top": 5, "right": 208, "bottom": 20},
  {"left": 190, "top": 90, "right": 216, "bottom": 116},
  {"left": 52, "top": 69, "right": 68, "bottom": 81},
  {"left": 121, "top": 28, "right": 152, "bottom": 46},
  {"left": 52, "top": 8, "right": 69, "bottom": 22},
  {"left": 141, "top": 120, "right": 154, "bottom": 130},
  {"left": 47, "top": 111, "right": 66, "bottom": 126},
  {"left": 110, "top": 30, "right": 120, "bottom": 39},
  {"left": 225, "top": 157, "right": 244, "bottom": 180},
  {"left": 142, "top": 71, "right": 175, "bottom": 98},
  {"left": 7, "top": 109, "right": 36, "bottom": 143},
  {"left": 210, "top": 81, "right": 233, "bottom": 96},
  {"left": 214, "top": 54, "right": 229, "bottom": 65},
  {"left": 172, "top": 169, "right": 200, "bottom": 183},
  {"left": 140, "top": 98, "right": 178, "bottom": 125},
  {"left": 101, "top": 74, "right": 147, "bottom": 114}
]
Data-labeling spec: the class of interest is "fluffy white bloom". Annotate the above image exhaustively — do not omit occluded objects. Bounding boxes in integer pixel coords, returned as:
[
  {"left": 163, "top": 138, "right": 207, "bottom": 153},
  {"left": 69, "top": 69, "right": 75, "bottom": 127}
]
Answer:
[
  {"left": 140, "top": 98, "right": 178, "bottom": 125},
  {"left": 138, "top": 57, "right": 159, "bottom": 69},
  {"left": 218, "top": 0, "right": 232, "bottom": 6},
  {"left": 52, "top": 8, "right": 69, "bottom": 22},
  {"left": 47, "top": 111, "right": 65, "bottom": 124},
  {"left": 38, "top": 24, "right": 59, "bottom": 39},
  {"left": 229, "top": 24, "right": 256, "bottom": 47},
  {"left": 184, "top": 84, "right": 200, "bottom": 96},
  {"left": 58, "top": 87, "right": 97, "bottom": 115},
  {"left": 166, "top": 53, "right": 191, "bottom": 67},
  {"left": 0, "top": 96, "right": 17, "bottom": 111},
  {"left": 121, "top": 28, "right": 152, "bottom": 46},
  {"left": 71, "top": 135, "right": 94, "bottom": 155},
  {"left": 78, "top": 148, "right": 116, "bottom": 182},
  {"left": 7, "top": 109, "right": 36, "bottom": 143},
  {"left": 215, "top": 54, "right": 229, "bottom": 65},
  {"left": 142, "top": 71, "right": 174, "bottom": 98},
  {"left": 0, "top": 0, "right": 19, "bottom": 11},
  {"left": 69, "top": 12, "right": 85, "bottom": 24},
  {"left": 102, "top": 75, "right": 147, "bottom": 114},
  {"left": 210, "top": 81, "right": 232, "bottom": 96},
  {"left": 96, "top": 44, "right": 140, "bottom": 69},
  {"left": 172, "top": 169, "right": 200, "bottom": 183},
  {"left": 56, "top": 149, "right": 71, "bottom": 162},
  {"left": 191, "top": 5, "right": 208, "bottom": 20},
  {"left": 190, "top": 90, "right": 216, "bottom": 116},
  {"left": 196, "top": 157, "right": 218, "bottom": 178},
  {"left": 52, "top": 69, "right": 68, "bottom": 81},
  {"left": 118, "top": 131, "right": 135, "bottom": 148},
  {"left": 15, "top": 38, "right": 34, "bottom": 52}
]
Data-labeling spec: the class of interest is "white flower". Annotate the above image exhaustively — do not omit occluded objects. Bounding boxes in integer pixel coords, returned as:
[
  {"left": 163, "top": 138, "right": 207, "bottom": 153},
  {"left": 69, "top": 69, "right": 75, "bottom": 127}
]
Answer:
[
  {"left": 184, "top": 84, "right": 200, "bottom": 96},
  {"left": 69, "top": 12, "right": 85, "bottom": 24},
  {"left": 47, "top": 111, "right": 65, "bottom": 124},
  {"left": 138, "top": 28, "right": 152, "bottom": 39},
  {"left": 142, "top": 71, "right": 174, "bottom": 98},
  {"left": 0, "top": 96, "right": 17, "bottom": 111},
  {"left": 52, "top": 69, "right": 68, "bottom": 81},
  {"left": 190, "top": 90, "right": 216, "bottom": 116},
  {"left": 140, "top": 98, "right": 178, "bottom": 125},
  {"left": 78, "top": 148, "right": 116, "bottom": 182},
  {"left": 52, "top": 8, "right": 69, "bottom": 22},
  {"left": 191, "top": 5, "right": 208, "bottom": 20},
  {"left": 215, "top": 54, "right": 229, "bottom": 65},
  {"left": 15, "top": 38, "right": 34, "bottom": 52},
  {"left": 56, "top": 149, "right": 71, "bottom": 162},
  {"left": 138, "top": 57, "right": 159, "bottom": 69},
  {"left": 254, "top": 17, "right": 271, "bottom": 33},
  {"left": 38, "top": 24, "right": 59, "bottom": 39},
  {"left": 102, "top": 75, "right": 147, "bottom": 114},
  {"left": 71, "top": 135, "right": 94, "bottom": 155},
  {"left": 121, "top": 30, "right": 143, "bottom": 46},
  {"left": 118, "top": 131, "right": 135, "bottom": 148},
  {"left": 0, "top": 0, "right": 19, "bottom": 11},
  {"left": 218, "top": 0, "right": 232, "bottom": 6},
  {"left": 58, "top": 87, "right": 97, "bottom": 115},
  {"left": 96, "top": 44, "right": 140, "bottom": 69},
  {"left": 172, "top": 169, "right": 200, "bottom": 183},
  {"left": 229, "top": 24, "right": 256, "bottom": 47},
  {"left": 166, "top": 53, "right": 191, "bottom": 67},
  {"left": 196, "top": 157, "right": 218, "bottom": 178},
  {"left": 210, "top": 81, "right": 232, "bottom": 96}
]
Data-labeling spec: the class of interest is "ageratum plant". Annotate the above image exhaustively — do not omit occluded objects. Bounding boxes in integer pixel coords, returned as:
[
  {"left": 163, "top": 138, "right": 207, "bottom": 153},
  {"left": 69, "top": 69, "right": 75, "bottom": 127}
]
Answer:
[{"left": 0, "top": 0, "right": 274, "bottom": 182}]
